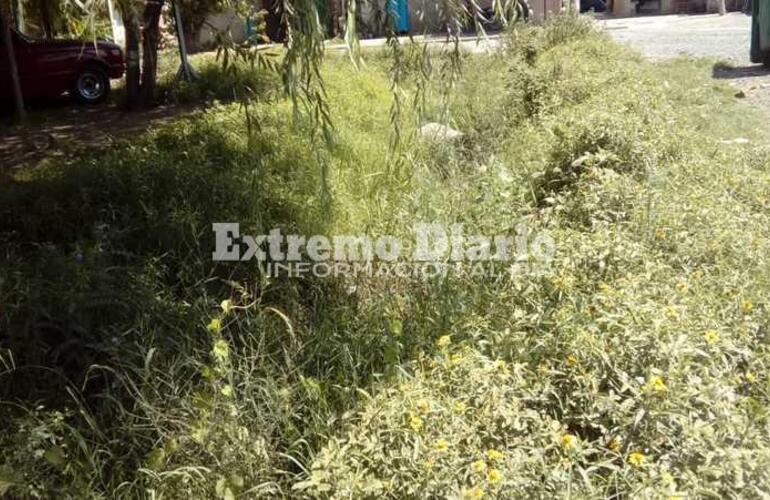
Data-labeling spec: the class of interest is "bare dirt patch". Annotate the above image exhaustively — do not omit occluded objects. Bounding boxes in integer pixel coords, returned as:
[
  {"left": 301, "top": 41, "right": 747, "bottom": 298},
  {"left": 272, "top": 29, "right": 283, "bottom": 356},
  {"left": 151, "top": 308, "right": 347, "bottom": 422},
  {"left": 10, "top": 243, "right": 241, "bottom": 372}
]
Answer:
[{"left": 0, "top": 102, "right": 198, "bottom": 173}]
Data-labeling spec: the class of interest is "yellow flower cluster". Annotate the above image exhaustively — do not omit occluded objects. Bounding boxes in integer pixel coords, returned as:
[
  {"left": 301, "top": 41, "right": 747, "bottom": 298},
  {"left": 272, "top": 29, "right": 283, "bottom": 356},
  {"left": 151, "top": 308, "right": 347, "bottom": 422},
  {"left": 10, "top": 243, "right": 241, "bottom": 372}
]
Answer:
[{"left": 466, "top": 449, "right": 505, "bottom": 490}]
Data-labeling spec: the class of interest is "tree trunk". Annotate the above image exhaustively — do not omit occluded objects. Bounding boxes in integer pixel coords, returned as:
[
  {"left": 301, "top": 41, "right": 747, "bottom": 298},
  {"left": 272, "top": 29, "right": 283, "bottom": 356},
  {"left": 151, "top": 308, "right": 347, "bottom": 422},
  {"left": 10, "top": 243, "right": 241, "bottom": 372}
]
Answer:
[
  {"left": 718, "top": 0, "right": 726, "bottom": 15},
  {"left": 1, "top": 0, "right": 26, "bottom": 123},
  {"left": 329, "top": 0, "right": 342, "bottom": 37},
  {"left": 123, "top": 5, "right": 141, "bottom": 109},
  {"left": 140, "top": 0, "right": 164, "bottom": 105},
  {"left": 39, "top": 0, "right": 53, "bottom": 38}
]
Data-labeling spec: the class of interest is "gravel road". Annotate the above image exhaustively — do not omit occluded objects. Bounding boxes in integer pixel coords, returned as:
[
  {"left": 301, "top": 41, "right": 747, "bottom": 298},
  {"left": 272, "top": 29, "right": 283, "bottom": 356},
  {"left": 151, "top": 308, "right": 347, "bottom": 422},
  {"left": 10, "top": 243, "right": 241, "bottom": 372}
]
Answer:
[
  {"left": 600, "top": 12, "right": 770, "bottom": 114},
  {"left": 601, "top": 12, "right": 752, "bottom": 63}
]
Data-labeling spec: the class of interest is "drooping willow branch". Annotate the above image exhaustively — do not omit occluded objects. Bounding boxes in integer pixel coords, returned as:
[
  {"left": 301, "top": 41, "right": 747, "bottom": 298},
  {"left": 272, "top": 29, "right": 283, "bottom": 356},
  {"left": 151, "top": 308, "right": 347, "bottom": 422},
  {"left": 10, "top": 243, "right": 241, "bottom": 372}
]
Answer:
[{"left": 218, "top": 0, "right": 525, "bottom": 195}]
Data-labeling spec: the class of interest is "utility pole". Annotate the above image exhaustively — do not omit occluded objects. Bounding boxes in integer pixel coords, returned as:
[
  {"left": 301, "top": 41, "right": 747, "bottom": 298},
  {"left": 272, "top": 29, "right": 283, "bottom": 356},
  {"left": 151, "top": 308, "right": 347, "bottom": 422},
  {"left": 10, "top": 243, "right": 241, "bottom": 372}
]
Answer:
[{"left": 1, "top": 0, "right": 26, "bottom": 123}]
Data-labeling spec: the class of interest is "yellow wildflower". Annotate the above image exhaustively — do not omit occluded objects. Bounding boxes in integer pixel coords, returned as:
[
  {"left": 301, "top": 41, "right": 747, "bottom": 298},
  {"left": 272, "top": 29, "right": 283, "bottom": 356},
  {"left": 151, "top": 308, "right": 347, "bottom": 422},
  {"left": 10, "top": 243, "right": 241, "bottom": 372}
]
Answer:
[
  {"left": 190, "top": 426, "right": 208, "bottom": 444},
  {"left": 471, "top": 460, "right": 487, "bottom": 473},
  {"left": 551, "top": 275, "right": 574, "bottom": 292},
  {"left": 416, "top": 400, "right": 430, "bottom": 415},
  {"left": 454, "top": 402, "right": 467, "bottom": 413},
  {"left": 220, "top": 299, "right": 233, "bottom": 314},
  {"left": 566, "top": 354, "right": 579, "bottom": 368},
  {"left": 746, "top": 372, "right": 758, "bottom": 383},
  {"left": 494, "top": 359, "right": 508, "bottom": 372},
  {"left": 212, "top": 339, "right": 230, "bottom": 362},
  {"left": 561, "top": 434, "right": 577, "bottom": 450},
  {"left": 409, "top": 414, "right": 423, "bottom": 432},
  {"left": 424, "top": 458, "right": 435, "bottom": 470},
  {"left": 207, "top": 318, "right": 222, "bottom": 333},
  {"left": 742, "top": 300, "right": 754, "bottom": 314},
  {"left": 434, "top": 439, "right": 450, "bottom": 452},
  {"left": 655, "top": 229, "right": 666, "bottom": 240},
  {"left": 675, "top": 282, "right": 688, "bottom": 294},
  {"left": 608, "top": 437, "right": 621, "bottom": 452},
  {"left": 704, "top": 329, "right": 720, "bottom": 345},
  {"left": 486, "top": 449, "right": 504, "bottom": 461},
  {"left": 220, "top": 384, "right": 233, "bottom": 397},
  {"left": 664, "top": 306, "right": 678, "bottom": 320},
  {"left": 450, "top": 353, "right": 464, "bottom": 365},
  {"left": 463, "top": 487, "right": 484, "bottom": 499},
  {"left": 648, "top": 376, "right": 668, "bottom": 393},
  {"left": 628, "top": 452, "right": 646, "bottom": 468},
  {"left": 486, "top": 468, "right": 502, "bottom": 484},
  {"left": 436, "top": 335, "right": 452, "bottom": 348}
]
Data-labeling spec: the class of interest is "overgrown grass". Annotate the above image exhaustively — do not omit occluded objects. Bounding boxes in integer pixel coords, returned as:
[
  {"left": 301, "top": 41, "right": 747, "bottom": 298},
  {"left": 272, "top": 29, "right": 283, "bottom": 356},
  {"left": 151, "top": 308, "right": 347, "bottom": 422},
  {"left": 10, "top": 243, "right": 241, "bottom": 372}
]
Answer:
[{"left": 3, "top": 15, "right": 770, "bottom": 498}]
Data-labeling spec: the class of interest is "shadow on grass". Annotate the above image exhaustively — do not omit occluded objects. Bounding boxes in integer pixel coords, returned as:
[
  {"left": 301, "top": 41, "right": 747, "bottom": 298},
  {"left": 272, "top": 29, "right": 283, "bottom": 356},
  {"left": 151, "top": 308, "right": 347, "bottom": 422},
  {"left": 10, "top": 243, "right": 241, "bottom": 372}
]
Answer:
[
  {"left": 712, "top": 61, "right": 770, "bottom": 80},
  {"left": 0, "top": 58, "right": 281, "bottom": 171}
]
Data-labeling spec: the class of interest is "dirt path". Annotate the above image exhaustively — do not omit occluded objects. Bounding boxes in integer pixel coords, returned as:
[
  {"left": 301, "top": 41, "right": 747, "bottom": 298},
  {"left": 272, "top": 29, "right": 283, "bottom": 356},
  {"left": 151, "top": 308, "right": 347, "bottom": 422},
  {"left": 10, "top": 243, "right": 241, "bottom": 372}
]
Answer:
[{"left": 0, "top": 102, "right": 198, "bottom": 173}]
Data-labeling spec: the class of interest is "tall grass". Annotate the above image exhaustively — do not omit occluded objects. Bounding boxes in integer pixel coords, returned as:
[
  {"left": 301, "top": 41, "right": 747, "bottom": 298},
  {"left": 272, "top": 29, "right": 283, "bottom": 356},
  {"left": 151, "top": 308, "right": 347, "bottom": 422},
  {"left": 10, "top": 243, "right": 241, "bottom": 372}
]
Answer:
[{"left": 3, "top": 15, "right": 770, "bottom": 498}]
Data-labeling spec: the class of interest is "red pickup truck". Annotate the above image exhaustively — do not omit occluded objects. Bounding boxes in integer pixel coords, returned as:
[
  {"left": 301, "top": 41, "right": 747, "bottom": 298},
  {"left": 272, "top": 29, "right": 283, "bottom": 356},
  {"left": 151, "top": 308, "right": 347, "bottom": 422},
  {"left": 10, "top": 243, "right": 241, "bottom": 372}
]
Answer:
[{"left": 1, "top": 29, "right": 124, "bottom": 104}]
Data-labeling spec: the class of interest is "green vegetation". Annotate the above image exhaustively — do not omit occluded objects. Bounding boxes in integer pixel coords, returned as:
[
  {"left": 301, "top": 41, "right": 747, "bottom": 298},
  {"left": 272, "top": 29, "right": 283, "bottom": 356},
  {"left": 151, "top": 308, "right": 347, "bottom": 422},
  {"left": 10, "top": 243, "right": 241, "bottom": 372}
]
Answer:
[{"left": 3, "top": 16, "right": 770, "bottom": 498}]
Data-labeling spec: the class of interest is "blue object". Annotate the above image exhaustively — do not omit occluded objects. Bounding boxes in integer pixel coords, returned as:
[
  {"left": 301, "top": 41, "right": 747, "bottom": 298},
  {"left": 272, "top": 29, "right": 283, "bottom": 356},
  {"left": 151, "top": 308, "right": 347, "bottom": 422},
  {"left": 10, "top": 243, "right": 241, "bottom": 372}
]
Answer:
[{"left": 387, "top": 0, "right": 410, "bottom": 34}]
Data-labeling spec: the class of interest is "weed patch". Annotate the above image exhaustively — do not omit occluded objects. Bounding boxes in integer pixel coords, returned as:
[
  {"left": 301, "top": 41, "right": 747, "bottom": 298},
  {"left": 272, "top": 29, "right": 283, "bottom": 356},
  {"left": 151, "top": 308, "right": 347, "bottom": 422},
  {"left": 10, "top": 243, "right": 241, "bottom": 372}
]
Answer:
[{"left": 3, "top": 15, "right": 770, "bottom": 499}]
